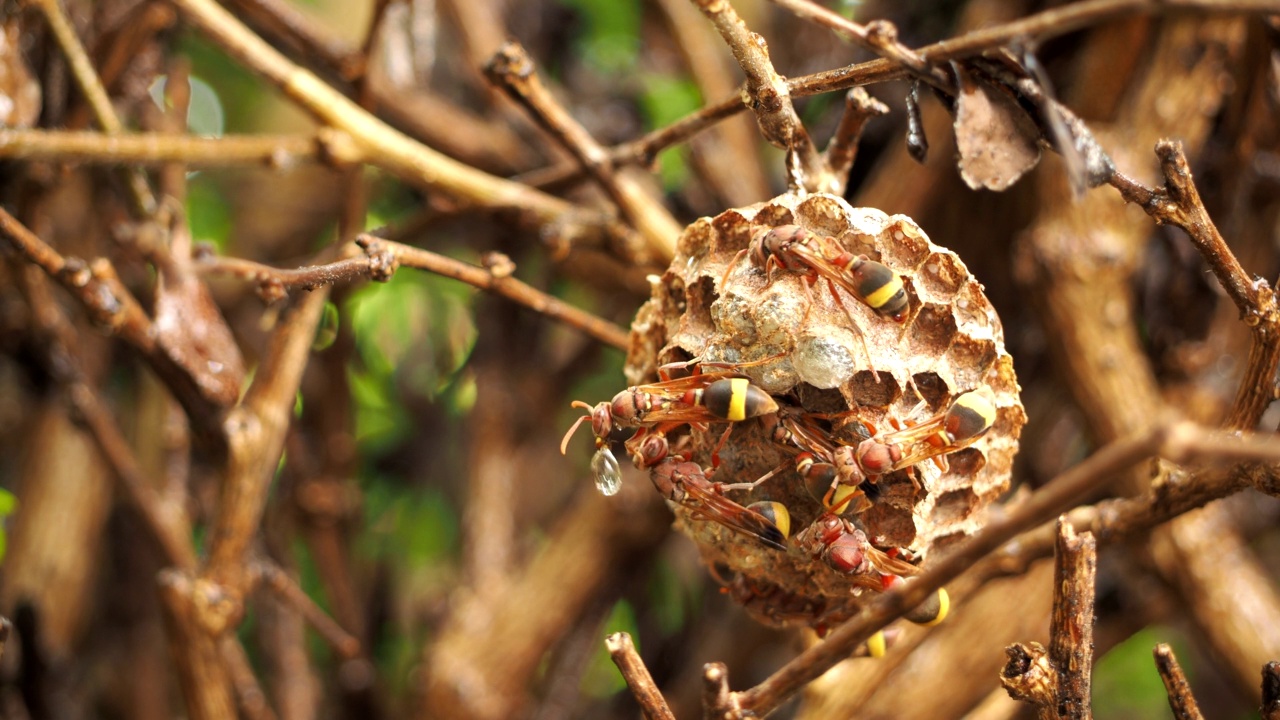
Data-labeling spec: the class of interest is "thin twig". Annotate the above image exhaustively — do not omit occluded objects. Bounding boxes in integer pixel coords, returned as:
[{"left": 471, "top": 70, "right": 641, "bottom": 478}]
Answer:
[
  {"left": 196, "top": 236, "right": 631, "bottom": 350},
  {"left": 378, "top": 239, "right": 631, "bottom": 351},
  {"left": 483, "top": 42, "right": 680, "bottom": 263},
  {"left": 766, "top": 0, "right": 952, "bottom": 90},
  {"left": 1110, "top": 141, "right": 1280, "bottom": 430},
  {"left": 689, "top": 0, "right": 829, "bottom": 192},
  {"left": 0, "top": 207, "right": 156, "bottom": 354},
  {"left": 221, "top": 0, "right": 365, "bottom": 79},
  {"left": 195, "top": 242, "right": 372, "bottom": 302},
  {"left": 1154, "top": 644, "right": 1204, "bottom": 720},
  {"left": 518, "top": 95, "right": 744, "bottom": 188},
  {"left": 606, "top": 633, "right": 675, "bottom": 720},
  {"left": 823, "top": 88, "right": 889, "bottom": 196},
  {"left": 252, "top": 561, "right": 361, "bottom": 659},
  {"left": 29, "top": 0, "right": 156, "bottom": 217},
  {"left": 703, "top": 662, "right": 736, "bottom": 720},
  {"left": 166, "top": 0, "right": 629, "bottom": 252},
  {"left": 0, "top": 129, "right": 323, "bottom": 168},
  {"left": 654, "top": 0, "right": 770, "bottom": 206},
  {"left": 1110, "top": 142, "right": 1269, "bottom": 318}
]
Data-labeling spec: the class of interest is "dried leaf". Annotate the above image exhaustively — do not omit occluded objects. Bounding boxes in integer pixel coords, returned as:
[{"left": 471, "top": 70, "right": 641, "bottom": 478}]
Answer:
[
  {"left": 154, "top": 261, "right": 246, "bottom": 407},
  {"left": 954, "top": 66, "right": 1041, "bottom": 191}
]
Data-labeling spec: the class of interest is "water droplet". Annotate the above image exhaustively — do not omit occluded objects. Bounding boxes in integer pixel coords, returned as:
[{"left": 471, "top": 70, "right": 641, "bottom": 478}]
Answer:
[{"left": 591, "top": 447, "right": 623, "bottom": 496}]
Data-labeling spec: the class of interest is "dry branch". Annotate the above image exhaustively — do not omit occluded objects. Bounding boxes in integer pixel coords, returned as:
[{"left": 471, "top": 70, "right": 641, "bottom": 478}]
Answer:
[
  {"left": 1154, "top": 644, "right": 1204, "bottom": 720},
  {"left": 1002, "top": 519, "right": 1096, "bottom": 719},
  {"left": 1264, "top": 661, "right": 1280, "bottom": 720},
  {"left": 1111, "top": 140, "right": 1280, "bottom": 430},
  {"left": 165, "top": 0, "right": 630, "bottom": 252},
  {"left": 1048, "top": 521, "right": 1096, "bottom": 718},
  {"left": 28, "top": 0, "right": 156, "bottom": 216},
  {"left": 195, "top": 235, "right": 631, "bottom": 350},
  {"left": 689, "top": 0, "right": 829, "bottom": 191},
  {"left": 0, "top": 129, "right": 323, "bottom": 168},
  {"left": 654, "top": 0, "right": 770, "bottom": 206},
  {"left": 252, "top": 561, "right": 361, "bottom": 659},
  {"left": 822, "top": 88, "right": 889, "bottom": 196},
  {"left": 483, "top": 42, "right": 680, "bottom": 263},
  {"left": 606, "top": 633, "right": 675, "bottom": 720}
]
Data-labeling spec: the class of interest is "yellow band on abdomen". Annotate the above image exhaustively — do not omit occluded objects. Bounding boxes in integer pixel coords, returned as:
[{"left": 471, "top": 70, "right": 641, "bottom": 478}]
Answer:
[
  {"left": 726, "top": 378, "right": 749, "bottom": 421},
  {"left": 863, "top": 275, "right": 904, "bottom": 309}
]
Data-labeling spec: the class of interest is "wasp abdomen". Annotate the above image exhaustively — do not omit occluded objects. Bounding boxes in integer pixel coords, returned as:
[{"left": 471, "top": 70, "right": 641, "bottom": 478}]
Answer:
[
  {"left": 747, "top": 501, "right": 792, "bottom": 541},
  {"left": 849, "top": 258, "right": 909, "bottom": 321},
  {"left": 698, "top": 378, "right": 779, "bottom": 421},
  {"left": 943, "top": 389, "right": 997, "bottom": 443}
]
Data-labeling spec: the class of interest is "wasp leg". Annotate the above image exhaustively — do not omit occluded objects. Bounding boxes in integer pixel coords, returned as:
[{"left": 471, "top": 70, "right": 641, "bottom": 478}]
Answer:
[
  {"left": 708, "top": 424, "right": 734, "bottom": 468},
  {"left": 822, "top": 279, "right": 880, "bottom": 384},
  {"left": 715, "top": 459, "right": 790, "bottom": 492}
]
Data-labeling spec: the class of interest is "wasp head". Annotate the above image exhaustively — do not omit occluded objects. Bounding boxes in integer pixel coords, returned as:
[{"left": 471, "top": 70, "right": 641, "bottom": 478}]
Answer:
[{"left": 629, "top": 433, "right": 670, "bottom": 469}]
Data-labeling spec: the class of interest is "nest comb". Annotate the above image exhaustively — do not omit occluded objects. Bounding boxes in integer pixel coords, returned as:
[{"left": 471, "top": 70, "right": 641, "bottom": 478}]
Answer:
[{"left": 625, "top": 192, "right": 1026, "bottom": 630}]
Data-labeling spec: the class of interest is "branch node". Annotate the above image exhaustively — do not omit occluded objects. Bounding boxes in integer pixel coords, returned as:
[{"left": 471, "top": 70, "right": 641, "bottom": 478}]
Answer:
[{"left": 1001, "top": 642, "right": 1057, "bottom": 705}]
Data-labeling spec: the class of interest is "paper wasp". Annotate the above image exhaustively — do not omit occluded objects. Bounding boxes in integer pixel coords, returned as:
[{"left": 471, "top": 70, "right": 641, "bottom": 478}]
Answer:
[
  {"left": 648, "top": 458, "right": 788, "bottom": 550},
  {"left": 844, "top": 387, "right": 997, "bottom": 477},
  {"left": 727, "top": 225, "right": 911, "bottom": 323},
  {"left": 796, "top": 513, "right": 949, "bottom": 626},
  {"left": 751, "top": 406, "right": 876, "bottom": 515},
  {"left": 561, "top": 367, "right": 779, "bottom": 496}
]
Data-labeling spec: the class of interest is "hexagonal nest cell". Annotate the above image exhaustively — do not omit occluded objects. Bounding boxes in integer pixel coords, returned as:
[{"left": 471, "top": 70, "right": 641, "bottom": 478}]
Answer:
[{"left": 625, "top": 192, "right": 1026, "bottom": 630}]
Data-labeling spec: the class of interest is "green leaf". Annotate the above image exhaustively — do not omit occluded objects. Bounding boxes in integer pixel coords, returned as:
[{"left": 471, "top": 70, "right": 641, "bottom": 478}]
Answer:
[
  {"left": 312, "top": 301, "right": 340, "bottom": 352},
  {"left": 580, "top": 600, "right": 639, "bottom": 697},
  {"left": 556, "top": 0, "right": 641, "bottom": 72},
  {"left": 0, "top": 489, "right": 17, "bottom": 516},
  {"left": 1093, "top": 626, "right": 1191, "bottom": 719},
  {"left": 186, "top": 177, "right": 231, "bottom": 253},
  {"left": 638, "top": 75, "right": 703, "bottom": 190}
]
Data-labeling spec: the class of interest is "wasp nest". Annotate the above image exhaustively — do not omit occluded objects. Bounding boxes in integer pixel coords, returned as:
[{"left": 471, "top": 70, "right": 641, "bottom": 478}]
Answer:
[{"left": 626, "top": 192, "right": 1025, "bottom": 630}]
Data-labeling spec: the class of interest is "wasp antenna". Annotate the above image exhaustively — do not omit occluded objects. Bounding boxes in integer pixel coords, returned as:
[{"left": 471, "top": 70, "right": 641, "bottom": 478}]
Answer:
[
  {"left": 559, "top": 414, "right": 590, "bottom": 455},
  {"left": 570, "top": 400, "right": 593, "bottom": 411}
]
